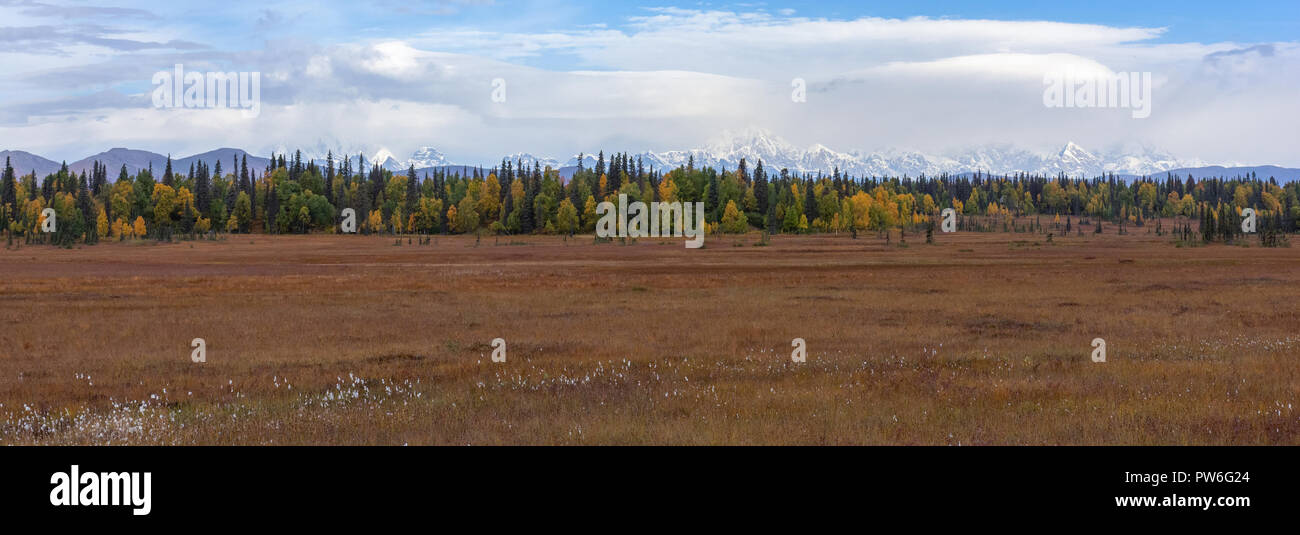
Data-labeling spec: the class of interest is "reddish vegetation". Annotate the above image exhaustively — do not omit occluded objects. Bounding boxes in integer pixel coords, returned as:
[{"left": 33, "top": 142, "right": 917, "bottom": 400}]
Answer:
[{"left": 1, "top": 230, "right": 1297, "bottom": 444}]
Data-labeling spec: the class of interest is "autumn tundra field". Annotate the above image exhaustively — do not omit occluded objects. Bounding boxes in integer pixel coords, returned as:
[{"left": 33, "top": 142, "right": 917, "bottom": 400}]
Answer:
[{"left": 0, "top": 227, "right": 1297, "bottom": 445}]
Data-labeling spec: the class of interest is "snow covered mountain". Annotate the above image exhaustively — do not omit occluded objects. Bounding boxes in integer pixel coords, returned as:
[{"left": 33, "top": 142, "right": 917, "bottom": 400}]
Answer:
[
  {"left": 3, "top": 138, "right": 1280, "bottom": 183},
  {"left": 408, "top": 147, "right": 451, "bottom": 169},
  {"left": 565, "top": 153, "right": 598, "bottom": 169},
  {"left": 369, "top": 149, "right": 404, "bottom": 172},
  {"left": 361, "top": 130, "right": 1204, "bottom": 179},
  {"left": 625, "top": 129, "right": 1206, "bottom": 178},
  {"left": 500, "top": 153, "right": 560, "bottom": 170},
  {"left": 215, "top": 128, "right": 1226, "bottom": 179}
]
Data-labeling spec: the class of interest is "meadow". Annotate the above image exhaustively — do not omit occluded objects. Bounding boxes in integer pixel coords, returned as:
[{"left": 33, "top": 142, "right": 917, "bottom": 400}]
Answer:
[{"left": 1, "top": 226, "right": 1296, "bottom": 444}]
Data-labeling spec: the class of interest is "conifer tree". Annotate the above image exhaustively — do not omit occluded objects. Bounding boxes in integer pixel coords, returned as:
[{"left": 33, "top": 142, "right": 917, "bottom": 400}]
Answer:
[
  {"left": 1, "top": 156, "right": 15, "bottom": 217},
  {"left": 163, "top": 155, "right": 174, "bottom": 187}
]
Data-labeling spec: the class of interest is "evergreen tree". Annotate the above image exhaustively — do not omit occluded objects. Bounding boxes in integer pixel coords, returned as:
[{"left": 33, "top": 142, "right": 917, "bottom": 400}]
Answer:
[
  {"left": 804, "top": 179, "right": 816, "bottom": 225},
  {"left": 78, "top": 182, "right": 97, "bottom": 244},
  {"left": 765, "top": 192, "right": 778, "bottom": 235},
  {"left": 325, "top": 152, "right": 335, "bottom": 206},
  {"left": 706, "top": 172, "right": 720, "bottom": 220},
  {"left": 195, "top": 161, "right": 211, "bottom": 213},
  {"left": 267, "top": 182, "right": 279, "bottom": 234},
  {"left": 163, "top": 155, "right": 174, "bottom": 187},
  {"left": 405, "top": 165, "right": 419, "bottom": 225},
  {"left": 1, "top": 156, "right": 15, "bottom": 217},
  {"left": 239, "top": 155, "right": 250, "bottom": 194},
  {"left": 90, "top": 161, "right": 107, "bottom": 197}
]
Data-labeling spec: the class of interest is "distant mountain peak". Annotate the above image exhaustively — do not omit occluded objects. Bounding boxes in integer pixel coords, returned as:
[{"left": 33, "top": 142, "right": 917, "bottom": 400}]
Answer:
[
  {"left": 0, "top": 150, "right": 62, "bottom": 177},
  {"left": 8, "top": 133, "right": 1284, "bottom": 184},
  {"left": 622, "top": 132, "right": 1215, "bottom": 178},
  {"left": 408, "top": 147, "right": 450, "bottom": 168}
]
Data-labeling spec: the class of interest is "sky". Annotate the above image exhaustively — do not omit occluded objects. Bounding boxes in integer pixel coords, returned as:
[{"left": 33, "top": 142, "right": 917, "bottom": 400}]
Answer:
[{"left": 0, "top": 0, "right": 1297, "bottom": 166}]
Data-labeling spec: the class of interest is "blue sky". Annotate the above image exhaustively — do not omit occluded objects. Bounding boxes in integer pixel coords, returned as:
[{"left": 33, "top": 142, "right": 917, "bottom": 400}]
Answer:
[
  {"left": 153, "top": 1, "right": 1299, "bottom": 47},
  {"left": 1, "top": 0, "right": 1297, "bottom": 166},
  {"left": 114, "top": 1, "right": 1300, "bottom": 62}
]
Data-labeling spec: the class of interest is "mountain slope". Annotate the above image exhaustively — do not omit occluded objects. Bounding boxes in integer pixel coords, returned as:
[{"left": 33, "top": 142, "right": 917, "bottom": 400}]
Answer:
[
  {"left": 0, "top": 150, "right": 62, "bottom": 177},
  {"left": 626, "top": 130, "right": 1209, "bottom": 178},
  {"left": 10, "top": 135, "right": 1297, "bottom": 185},
  {"left": 69, "top": 148, "right": 168, "bottom": 177},
  {"left": 1160, "top": 165, "right": 1300, "bottom": 182},
  {"left": 175, "top": 148, "right": 272, "bottom": 176}
]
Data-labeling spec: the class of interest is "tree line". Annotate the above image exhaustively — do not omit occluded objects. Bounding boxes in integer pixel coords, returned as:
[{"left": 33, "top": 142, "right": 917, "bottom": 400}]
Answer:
[{"left": 2, "top": 149, "right": 1298, "bottom": 247}]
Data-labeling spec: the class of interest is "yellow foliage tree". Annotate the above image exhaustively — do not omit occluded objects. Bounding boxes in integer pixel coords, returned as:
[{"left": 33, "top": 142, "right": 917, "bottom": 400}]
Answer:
[
  {"left": 445, "top": 204, "right": 459, "bottom": 232},
  {"left": 582, "top": 195, "right": 597, "bottom": 232},
  {"left": 479, "top": 174, "right": 501, "bottom": 225},
  {"left": 847, "top": 191, "right": 872, "bottom": 229},
  {"left": 95, "top": 207, "right": 109, "bottom": 238},
  {"left": 720, "top": 200, "right": 747, "bottom": 233},
  {"left": 556, "top": 198, "right": 579, "bottom": 235},
  {"left": 390, "top": 206, "right": 404, "bottom": 233}
]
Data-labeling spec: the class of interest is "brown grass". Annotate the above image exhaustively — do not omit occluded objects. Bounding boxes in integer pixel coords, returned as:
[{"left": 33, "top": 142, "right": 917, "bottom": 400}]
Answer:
[{"left": 1, "top": 226, "right": 1297, "bottom": 444}]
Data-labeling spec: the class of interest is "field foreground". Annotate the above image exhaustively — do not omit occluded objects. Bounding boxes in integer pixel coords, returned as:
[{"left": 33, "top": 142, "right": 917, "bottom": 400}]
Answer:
[{"left": 1, "top": 230, "right": 1297, "bottom": 444}]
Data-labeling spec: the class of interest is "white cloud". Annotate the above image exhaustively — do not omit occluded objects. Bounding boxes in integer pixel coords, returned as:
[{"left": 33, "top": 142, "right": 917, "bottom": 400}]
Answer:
[{"left": 1, "top": 6, "right": 1297, "bottom": 167}]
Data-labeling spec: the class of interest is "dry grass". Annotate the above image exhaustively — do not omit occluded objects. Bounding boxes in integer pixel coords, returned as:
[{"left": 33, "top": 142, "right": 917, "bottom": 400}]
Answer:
[{"left": 1, "top": 225, "right": 1297, "bottom": 444}]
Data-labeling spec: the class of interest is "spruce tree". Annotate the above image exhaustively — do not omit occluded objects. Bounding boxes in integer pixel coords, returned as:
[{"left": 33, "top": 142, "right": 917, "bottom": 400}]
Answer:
[
  {"left": 1, "top": 156, "right": 15, "bottom": 217},
  {"left": 163, "top": 155, "right": 174, "bottom": 187},
  {"left": 406, "top": 165, "right": 419, "bottom": 224},
  {"left": 706, "top": 173, "right": 720, "bottom": 220},
  {"left": 765, "top": 194, "right": 778, "bottom": 235},
  {"left": 195, "top": 161, "right": 211, "bottom": 213},
  {"left": 804, "top": 179, "right": 817, "bottom": 224}
]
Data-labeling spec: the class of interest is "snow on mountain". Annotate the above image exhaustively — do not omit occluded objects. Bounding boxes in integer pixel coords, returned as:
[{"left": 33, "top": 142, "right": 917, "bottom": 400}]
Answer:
[
  {"left": 367, "top": 148, "right": 404, "bottom": 172},
  {"left": 500, "top": 153, "right": 560, "bottom": 170},
  {"left": 1042, "top": 141, "right": 1102, "bottom": 177},
  {"left": 565, "top": 153, "right": 598, "bottom": 169},
  {"left": 277, "top": 130, "right": 1214, "bottom": 179},
  {"left": 11, "top": 137, "right": 1262, "bottom": 186},
  {"left": 1098, "top": 144, "right": 1208, "bottom": 176},
  {"left": 407, "top": 147, "right": 451, "bottom": 169},
  {"left": 624, "top": 130, "right": 1203, "bottom": 178}
]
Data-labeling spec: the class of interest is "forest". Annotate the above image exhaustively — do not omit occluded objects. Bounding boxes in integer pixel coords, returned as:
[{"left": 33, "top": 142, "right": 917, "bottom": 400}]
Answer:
[{"left": 2, "top": 150, "right": 1296, "bottom": 247}]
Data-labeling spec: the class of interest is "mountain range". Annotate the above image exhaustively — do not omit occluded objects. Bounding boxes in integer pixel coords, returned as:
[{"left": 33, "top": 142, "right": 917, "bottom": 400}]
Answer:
[
  {"left": 0, "top": 148, "right": 272, "bottom": 179},
  {"left": 5, "top": 130, "right": 1298, "bottom": 182},
  {"left": 620, "top": 130, "right": 1214, "bottom": 179}
]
